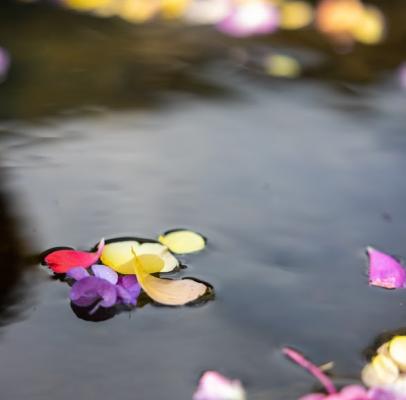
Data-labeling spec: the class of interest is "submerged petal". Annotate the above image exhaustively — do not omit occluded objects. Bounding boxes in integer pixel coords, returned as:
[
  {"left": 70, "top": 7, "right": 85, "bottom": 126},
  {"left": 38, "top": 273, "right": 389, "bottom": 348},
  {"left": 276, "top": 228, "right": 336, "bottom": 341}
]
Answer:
[
  {"left": 367, "top": 247, "right": 406, "bottom": 289},
  {"left": 193, "top": 371, "right": 246, "bottom": 400},
  {"left": 159, "top": 230, "right": 206, "bottom": 254},
  {"left": 91, "top": 264, "right": 118, "bottom": 285},
  {"left": 45, "top": 239, "right": 105, "bottom": 273}
]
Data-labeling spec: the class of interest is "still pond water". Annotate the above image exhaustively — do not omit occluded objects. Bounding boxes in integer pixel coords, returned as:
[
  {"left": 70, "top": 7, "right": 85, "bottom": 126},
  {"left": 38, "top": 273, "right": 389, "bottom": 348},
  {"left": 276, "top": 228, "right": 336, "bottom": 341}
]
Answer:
[{"left": 1, "top": 2, "right": 406, "bottom": 400}]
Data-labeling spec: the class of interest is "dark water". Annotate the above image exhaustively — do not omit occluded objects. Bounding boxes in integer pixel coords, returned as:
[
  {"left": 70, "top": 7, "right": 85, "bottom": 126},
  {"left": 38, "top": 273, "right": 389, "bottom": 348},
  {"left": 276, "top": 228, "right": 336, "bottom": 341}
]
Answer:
[{"left": 1, "top": 2, "right": 406, "bottom": 400}]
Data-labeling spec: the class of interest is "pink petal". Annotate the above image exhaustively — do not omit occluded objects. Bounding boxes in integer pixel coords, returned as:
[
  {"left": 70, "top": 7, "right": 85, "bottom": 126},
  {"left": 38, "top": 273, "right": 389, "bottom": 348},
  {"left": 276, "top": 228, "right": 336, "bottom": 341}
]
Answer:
[
  {"left": 367, "top": 247, "right": 406, "bottom": 289},
  {"left": 339, "top": 385, "right": 368, "bottom": 399},
  {"left": 300, "top": 395, "right": 327, "bottom": 400},
  {"left": 193, "top": 371, "right": 246, "bottom": 400},
  {"left": 283, "top": 348, "right": 337, "bottom": 395},
  {"left": 44, "top": 239, "right": 105, "bottom": 273}
]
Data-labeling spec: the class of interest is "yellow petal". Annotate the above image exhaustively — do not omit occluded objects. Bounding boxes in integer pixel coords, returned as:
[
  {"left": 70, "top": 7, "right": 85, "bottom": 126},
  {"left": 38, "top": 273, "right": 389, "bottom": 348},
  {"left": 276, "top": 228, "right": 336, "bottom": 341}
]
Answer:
[
  {"left": 280, "top": 1, "right": 313, "bottom": 30},
  {"left": 264, "top": 54, "right": 301, "bottom": 78},
  {"left": 117, "top": 0, "right": 160, "bottom": 23},
  {"left": 159, "top": 230, "right": 206, "bottom": 254},
  {"left": 133, "top": 250, "right": 207, "bottom": 305},
  {"left": 101, "top": 240, "right": 178, "bottom": 274},
  {"left": 389, "top": 336, "right": 406, "bottom": 372},
  {"left": 64, "top": 0, "right": 112, "bottom": 11},
  {"left": 101, "top": 240, "right": 139, "bottom": 274},
  {"left": 351, "top": 5, "right": 385, "bottom": 45},
  {"left": 135, "top": 243, "right": 179, "bottom": 273},
  {"left": 362, "top": 354, "right": 399, "bottom": 387},
  {"left": 160, "top": 0, "right": 190, "bottom": 18}
]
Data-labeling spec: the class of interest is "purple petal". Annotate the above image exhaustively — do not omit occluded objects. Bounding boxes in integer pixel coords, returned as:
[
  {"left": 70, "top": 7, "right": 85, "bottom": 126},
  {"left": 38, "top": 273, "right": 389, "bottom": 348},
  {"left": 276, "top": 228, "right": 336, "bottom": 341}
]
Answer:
[
  {"left": 217, "top": 1, "right": 279, "bottom": 37},
  {"left": 67, "top": 266, "right": 90, "bottom": 281},
  {"left": 91, "top": 264, "right": 118, "bottom": 285},
  {"left": 117, "top": 275, "right": 141, "bottom": 305},
  {"left": 368, "top": 388, "right": 406, "bottom": 400},
  {"left": 367, "top": 247, "right": 406, "bottom": 289},
  {"left": 70, "top": 276, "right": 117, "bottom": 309}
]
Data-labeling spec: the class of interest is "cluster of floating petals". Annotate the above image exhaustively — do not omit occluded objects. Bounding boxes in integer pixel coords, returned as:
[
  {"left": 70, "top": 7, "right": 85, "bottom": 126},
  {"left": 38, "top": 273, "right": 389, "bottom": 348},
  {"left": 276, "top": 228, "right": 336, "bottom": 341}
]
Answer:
[
  {"left": 367, "top": 247, "right": 406, "bottom": 289},
  {"left": 362, "top": 336, "right": 406, "bottom": 395},
  {"left": 193, "top": 371, "right": 246, "bottom": 400},
  {"left": 42, "top": 230, "right": 210, "bottom": 318},
  {"left": 284, "top": 348, "right": 406, "bottom": 400}
]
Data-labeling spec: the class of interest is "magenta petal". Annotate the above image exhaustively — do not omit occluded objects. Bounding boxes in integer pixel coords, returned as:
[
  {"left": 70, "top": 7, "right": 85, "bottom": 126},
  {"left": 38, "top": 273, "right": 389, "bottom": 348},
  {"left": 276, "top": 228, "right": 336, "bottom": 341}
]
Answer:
[
  {"left": 91, "top": 264, "right": 118, "bottom": 285},
  {"left": 339, "top": 386, "right": 368, "bottom": 399},
  {"left": 67, "top": 267, "right": 90, "bottom": 281},
  {"left": 217, "top": 1, "right": 279, "bottom": 37},
  {"left": 367, "top": 247, "right": 406, "bottom": 289}
]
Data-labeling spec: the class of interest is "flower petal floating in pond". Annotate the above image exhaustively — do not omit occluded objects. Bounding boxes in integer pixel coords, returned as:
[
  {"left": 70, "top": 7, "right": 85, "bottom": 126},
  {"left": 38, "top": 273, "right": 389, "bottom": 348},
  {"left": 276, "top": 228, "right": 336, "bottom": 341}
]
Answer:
[
  {"left": 44, "top": 239, "right": 105, "bottom": 274},
  {"left": 92, "top": 264, "right": 118, "bottom": 284},
  {"left": 67, "top": 266, "right": 90, "bottom": 281},
  {"left": 389, "top": 336, "right": 406, "bottom": 372},
  {"left": 160, "top": 0, "right": 190, "bottom": 18},
  {"left": 158, "top": 230, "right": 206, "bottom": 254},
  {"left": 64, "top": 0, "right": 112, "bottom": 11},
  {"left": 280, "top": 1, "right": 313, "bottom": 30},
  {"left": 217, "top": 0, "right": 279, "bottom": 38},
  {"left": 264, "top": 54, "right": 301, "bottom": 79},
  {"left": 116, "top": 0, "right": 160, "bottom": 23},
  {"left": 70, "top": 276, "right": 117, "bottom": 312},
  {"left": 362, "top": 354, "right": 400, "bottom": 388},
  {"left": 132, "top": 248, "right": 208, "bottom": 306},
  {"left": 193, "top": 371, "right": 246, "bottom": 400},
  {"left": 183, "top": 0, "right": 231, "bottom": 25},
  {"left": 352, "top": 5, "right": 385, "bottom": 45},
  {"left": 367, "top": 247, "right": 406, "bottom": 289},
  {"left": 116, "top": 275, "right": 141, "bottom": 305},
  {"left": 101, "top": 240, "right": 178, "bottom": 274}
]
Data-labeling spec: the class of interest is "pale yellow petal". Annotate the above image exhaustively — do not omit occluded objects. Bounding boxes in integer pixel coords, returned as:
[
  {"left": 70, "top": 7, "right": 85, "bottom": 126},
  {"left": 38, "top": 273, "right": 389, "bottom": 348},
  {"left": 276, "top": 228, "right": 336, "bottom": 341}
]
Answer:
[
  {"left": 264, "top": 54, "right": 301, "bottom": 78},
  {"left": 64, "top": 0, "right": 112, "bottom": 11},
  {"left": 280, "top": 1, "right": 313, "bottom": 30},
  {"left": 160, "top": 0, "right": 190, "bottom": 18},
  {"left": 389, "top": 336, "right": 406, "bottom": 372},
  {"left": 136, "top": 243, "right": 179, "bottom": 273},
  {"left": 101, "top": 240, "right": 139, "bottom": 274},
  {"left": 133, "top": 251, "right": 207, "bottom": 305},
  {"left": 159, "top": 230, "right": 206, "bottom": 254},
  {"left": 362, "top": 354, "right": 399, "bottom": 387},
  {"left": 351, "top": 5, "right": 385, "bottom": 45}
]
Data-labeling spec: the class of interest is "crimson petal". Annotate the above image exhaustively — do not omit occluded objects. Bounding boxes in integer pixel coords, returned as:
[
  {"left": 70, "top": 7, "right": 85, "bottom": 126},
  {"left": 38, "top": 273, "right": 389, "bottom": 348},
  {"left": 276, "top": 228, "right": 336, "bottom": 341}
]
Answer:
[{"left": 45, "top": 239, "right": 105, "bottom": 273}]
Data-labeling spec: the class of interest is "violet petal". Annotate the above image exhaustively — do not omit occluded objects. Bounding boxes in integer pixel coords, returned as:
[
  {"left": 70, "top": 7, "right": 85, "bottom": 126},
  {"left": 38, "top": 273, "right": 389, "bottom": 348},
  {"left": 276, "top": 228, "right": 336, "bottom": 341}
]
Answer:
[
  {"left": 91, "top": 264, "right": 118, "bottom": 285},
  {"left": 367, "top": 247, "right": 406, "bottom": 289},
  {"left": 117, "top": 275, "right": 141, "bottom": 305},
  {"left": 67, "top": 266, "right": 90, "bottom": 281}
]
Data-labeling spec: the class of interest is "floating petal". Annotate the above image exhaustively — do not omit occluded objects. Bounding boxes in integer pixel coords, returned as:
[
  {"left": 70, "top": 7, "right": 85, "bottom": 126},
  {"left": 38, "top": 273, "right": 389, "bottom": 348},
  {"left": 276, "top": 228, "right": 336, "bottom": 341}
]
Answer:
[
  {"left": 133, "top": 249, "right": 207, "bottom": 306},
  {"left": 67, "top": 266, "right": 90, "bottom": 281},
  {"left": 101, "top": 240, "right": 139, "bottom": 274},
  {"left": 389, "top": 336, "right": 406, "bottom": 372},
  {"left": 135, "top": 243, "right": 179, "bottom": 272},
  {"left": 217, "top": 1, "right": 279, "bottom": 38},
  {"left": 351, "top": 5, "right": 385, "bottom": 45},
  {"left": 193, "top": 371, "right": 246, "bottom": 400},
  {"left": 264, "top": 54, "right": 301, "bottom": 78},
  {"left": 91, "top": 264, "right": 118, "bottom": 285},
  {"left": 117, "top": 275, "right": 141, "bottom": 305},
  {"left": 44, "top": 239, "right": 105, "bottom": 274},
  {"left": 159, "top": 230, "right": 206, "bottom": 254},
  {"left": 280, "top": 1, "right": 313, "bottom": 30},
  {"left": 183, "top": 0, "right": 231, "bottom": 25},
  {"left": 367, "top": 247, "right": 406, "bottom": 289},
  {"left": 70, "top": 276, "right": 117, "bottom": 309},
  {"left": 362, "top": 354, "right": 399, "bottom": 388}
]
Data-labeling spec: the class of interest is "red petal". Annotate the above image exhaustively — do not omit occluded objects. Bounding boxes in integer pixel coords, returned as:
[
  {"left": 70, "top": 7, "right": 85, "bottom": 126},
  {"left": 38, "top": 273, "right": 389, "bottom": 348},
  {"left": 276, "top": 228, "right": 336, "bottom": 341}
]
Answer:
[{"left": 45, "top": 239, "right": 105, "bottom": 273}]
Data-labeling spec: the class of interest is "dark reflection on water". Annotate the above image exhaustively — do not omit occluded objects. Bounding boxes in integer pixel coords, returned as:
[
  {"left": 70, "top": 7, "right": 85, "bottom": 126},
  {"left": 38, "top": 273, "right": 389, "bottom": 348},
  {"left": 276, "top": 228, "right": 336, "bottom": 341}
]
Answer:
[{"left": 1, "top": 1, "right": 406, "bottom": 400}]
